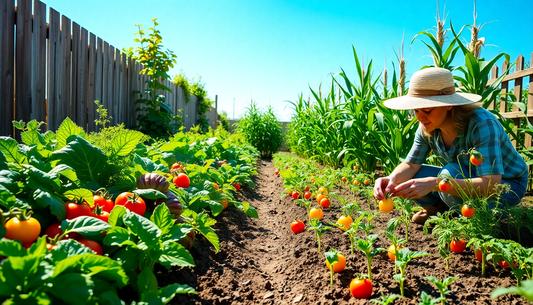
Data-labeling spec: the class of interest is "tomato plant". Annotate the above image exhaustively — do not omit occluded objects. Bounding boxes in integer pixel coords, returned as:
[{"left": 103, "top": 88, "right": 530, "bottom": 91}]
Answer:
[
  {"left": 4, "top": 211, "right": 41, "bottom": 244},
  {"left": 290, "top": 220, "right": 305, "bottom": 234},
  {"left": 115, "top": 192, "right": 146, "bottom": 216},
  {"left": 337, "top": 215, "right": 353, "bottom": 231},
  {"left": 439, "top": 178, "right": 451, "bottom": 192},
  {"left": 78, "top": 239, "right": 104, "bottom": 255},
  {"left": 65, "top": 202, "right": 94, "bottom": 220},
  {"left": 379, "top": 197, "right": 394, "bottom": 213},
  {"left": 309, "top": 208, "right": 323, "bottom": 220},
  {"left": 461, "top": 204, "right": 475, "bottom": 218},
  {"left": 450, "top": 238, "right": 466, "bottom": 254},
  {"left": 174, "top": 173, "right": 191, "bottom": 188},
  {"left": 470, "top": 151, "right": 483, "bottom": 166},
  {"left": 319, "top": 197, "right": 331, "bottom": 208},
  {"left": 349, "top": 277, "right": 372, "bottom": 299},
  {"left": 92, "top": 195, "right": 114, "bottom": 213}
]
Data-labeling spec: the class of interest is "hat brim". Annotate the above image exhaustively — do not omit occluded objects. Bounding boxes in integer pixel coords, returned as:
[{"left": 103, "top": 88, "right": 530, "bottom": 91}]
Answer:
[{"left": 383, "top": 92, "right": 482, "bottom": 110}]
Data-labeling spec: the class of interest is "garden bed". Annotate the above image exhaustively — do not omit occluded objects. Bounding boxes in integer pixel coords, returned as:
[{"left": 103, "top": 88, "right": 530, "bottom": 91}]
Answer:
[{"left": 164, "top": 158, "right": 532, "bottom": 304}]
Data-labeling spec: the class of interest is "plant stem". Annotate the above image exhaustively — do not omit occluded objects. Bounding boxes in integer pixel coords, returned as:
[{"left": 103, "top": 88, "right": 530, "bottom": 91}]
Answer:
[
  {"left": 367, "top": 258, "right": 373, "bottom": 282},
  {"left": 317, "top": 232, "right": 321, "bottom": 252},
  {"left": 481, "top": 253, "right": 486, "bottom": 277},
  {"left": 400, "top": 280, "right": 404, "bottom": 297},
  {"left": 330, "top": 268, "right": 334, "bottom": 286},
  {"left": 446, "top": 258, "right": 449, "bottom": 270}
]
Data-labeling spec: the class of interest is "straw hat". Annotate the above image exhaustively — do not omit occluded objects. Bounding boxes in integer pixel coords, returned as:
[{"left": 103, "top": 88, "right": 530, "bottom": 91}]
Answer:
[{"left": 383, "top": 67, "right": 481, "bottom": 110}]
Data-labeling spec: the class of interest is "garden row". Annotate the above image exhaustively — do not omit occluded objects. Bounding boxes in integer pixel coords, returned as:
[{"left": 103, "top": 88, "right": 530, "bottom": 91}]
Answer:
[
  {"left": 272, "top": 152, "right": 533, "bottom": 304},
  {"left": 0, "top": 119, "right": 259, "bottom": 304}
]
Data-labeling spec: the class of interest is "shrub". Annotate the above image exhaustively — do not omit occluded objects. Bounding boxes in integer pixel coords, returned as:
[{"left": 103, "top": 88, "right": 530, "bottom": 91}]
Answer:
[{"left": 236, "top": 101, "right": 283, "bottom": 158}]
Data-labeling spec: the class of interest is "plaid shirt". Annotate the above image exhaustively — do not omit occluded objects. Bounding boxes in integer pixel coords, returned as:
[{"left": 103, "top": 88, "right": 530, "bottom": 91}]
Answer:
[{"left": 405, "top": 107, "right": 528, "bottom": 181}]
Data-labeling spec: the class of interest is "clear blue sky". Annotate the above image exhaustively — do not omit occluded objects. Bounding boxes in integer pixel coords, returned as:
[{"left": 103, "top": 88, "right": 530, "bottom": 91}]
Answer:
[{"left": 40, "top": 0, "right": 533, "bottom": 121}]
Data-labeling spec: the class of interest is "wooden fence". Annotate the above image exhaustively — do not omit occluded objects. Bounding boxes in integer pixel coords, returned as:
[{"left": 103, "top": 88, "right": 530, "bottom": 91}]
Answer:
[
  {"left": 487, "top": 53, "right": 533, "bottom": 149},
  {"left": 0, "top": 0, "right": 217, "bottom": 137}
]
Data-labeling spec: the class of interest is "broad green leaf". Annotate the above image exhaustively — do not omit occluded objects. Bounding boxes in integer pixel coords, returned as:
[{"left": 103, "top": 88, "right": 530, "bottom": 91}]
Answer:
[
  {"left": 64, "top": 189, "right": 94, "bottom": 207},
  {"left": 491, "top": 280, "right": 533, "bottom": 301},
  {"left": 197, "top": 227, "right": 219, "bottom": 253},
  {"left": 103, "top": 226, "right": 137, "bottom": 247},
  {"left": 52, "top": 135, "right": 108, "bottom": 183},
  {"left": 164, "top": 224, "right": 192, "bottom": 242},
  {"left": 77, "top": 254, "right": 129, "bottom": 287},
  {"left": 48, "top": 273, "right": 93, "bottom": 304},
  {"left": 134, "top": 189, "right": 167, "bottom": 200},
  {"left": 110, "top": 130, "right": 144, "bottom": 158},
  {"left": 0, "top": 184, "right": 16, "bottom": 210},
  {"left": 0, "top": 239, "right": 26, "bottom": 257},
  {"left": 0, "top": 151, "right": 7, "bottom": 170},
  {"left": 159, "top": 283, "right": 197, "bottom": 297},
  {"left": 21, "top": 130, "right": 43, "bottom": 147},
  {"left": 32, "top": 187, "right": 66, "bottom": 220},
  {"left": 49, "top": 164, "right": 78, "bottom": 182},
  {"left": 0, "top": 136, "right": 26, "bottom": 164},
  {"left": 159, "top": 142, "right": 187, "bottom": 152},
  {"left": 194, "top": 150, "right": 207, "bottom": 160},
  {"left": 151, "top": 203, "right": 174, "bottom": 232},
  {"left": 138, "top": 268, "right": 159, "bottom": 295},
  {"left": 50, "top": 239, "right": 97, "bottom": 262},
  {"left": 25, "top": 165, "right": 61, "bottom": 191},
  {"left": 108, "top": 205, "right": 127, "bottom": 227},
  {"left": 134, "top": 154, "right": 168, "bottom": 173},
  {"left": 235, "top": 201, "right": 258, "bottom": 218},
  {"left": 63, "top": 216, "right": 111, "bottom": 237},
  {"left": 55, "top": 117, "right": 86, "bottom": 149},
  {"left": 157, "top": 241, "right": 195, "bottom": 268},
  {"left": 0, "top": 255, "right": 43, "bottom": 295},
  {"left": 123, "top": 212, "right": 161, "bottom": 247}
]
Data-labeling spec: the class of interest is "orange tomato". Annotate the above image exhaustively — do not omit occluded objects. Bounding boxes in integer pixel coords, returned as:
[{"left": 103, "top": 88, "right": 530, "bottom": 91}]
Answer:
[
  {"left": 387, "top": 244, "right": 405, "bottom": 261},
  {"left": 221, "top": 198, "right": 229, "bottom": 210},
  {"left": 326, "top": 253, "right": 346, "bottom": 272},
  {"left": 318, "top": 187, "right": 328, "bottom": 195},
  {"left": 316, "top": 194, "right": 326, "bottom": 203},
  {"left": 309, "top": 208, "right": 323, "bottom": 220},
  {"left": 319, "top": 197, "right": 331, "bottom": 208},
  {"left": 379, "top": 198, "right": 394, "bottom": 213}
]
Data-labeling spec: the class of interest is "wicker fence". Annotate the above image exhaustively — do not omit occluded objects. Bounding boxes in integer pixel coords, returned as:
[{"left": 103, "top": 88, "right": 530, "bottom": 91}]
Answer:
[{"left": 0, "top": 0, "right": 217, "bottom": 138}]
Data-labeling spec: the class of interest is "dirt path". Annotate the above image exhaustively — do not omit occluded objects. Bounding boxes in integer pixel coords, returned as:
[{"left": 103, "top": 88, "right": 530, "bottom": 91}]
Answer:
[{"left": 165, "top": 158, "right": 531, "bottom": 305}]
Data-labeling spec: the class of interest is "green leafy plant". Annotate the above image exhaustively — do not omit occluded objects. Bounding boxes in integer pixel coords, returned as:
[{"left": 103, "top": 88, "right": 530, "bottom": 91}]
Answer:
[
  {"left": 324, "top": 248, "right": 344, "bottom": 286},
  {"left": 236, "top": 101, "right": 283, "bottom": 158},
  {"left": 491, "top": 279, "right": 533, "bottom": 302},
  {"left": 307, "top": 218, "right": 331, "bottom": 252},
  {"left": 393, "top": 247, "right": 430, "bottom": 297},
  {"left": 370, "top": 293, "right": 402, "bottom": 305},
  {"left": 418, "top": 291, "right": 445, "bottom": 305},
  {"left": 353, "top": 234, "right": 385, "bottom": 281},
  {"left": 388, "top": 197, "right": 418, "bottom": 242},
  {"left": 123, "top": 19, "right": 180, "bottom": 139},
  {"left": 424, "top": 276, "right": 457, "bottom": 305},
  {"left": 424, "top": 211, "right": 466, "bottom": 269}
]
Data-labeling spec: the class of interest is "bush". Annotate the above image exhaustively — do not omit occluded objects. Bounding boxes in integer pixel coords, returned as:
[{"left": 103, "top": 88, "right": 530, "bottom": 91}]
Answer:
[
  {"left": 218, "top": 111, "right": 230, "bottom": 132},
  {"left": 236, "top": 101, "right": 282, "bottom": 158}
]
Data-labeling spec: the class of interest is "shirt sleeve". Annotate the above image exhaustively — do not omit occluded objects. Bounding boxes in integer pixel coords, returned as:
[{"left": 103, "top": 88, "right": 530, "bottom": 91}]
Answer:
[
  {"left": 404, "top": 125, "right": 431, "bottom": 165},
  {"left": 469, "top": 118, "right": 504, "bottom": 176}
]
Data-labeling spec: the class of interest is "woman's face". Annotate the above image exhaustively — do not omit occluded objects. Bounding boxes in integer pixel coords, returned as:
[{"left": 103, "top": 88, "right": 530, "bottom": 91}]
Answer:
[{"left": 413, "top": 106, "right": 452, "bottom": 133}]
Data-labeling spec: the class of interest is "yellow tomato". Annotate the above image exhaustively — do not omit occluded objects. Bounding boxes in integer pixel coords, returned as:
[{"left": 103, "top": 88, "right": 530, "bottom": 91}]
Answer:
[
  {"left": 337, "top": 215, "right": 353, "bottom": 231},
  {"left": 379, "top": 198, "right": 394, "bottom": 213},
  {"left": 318, "top": 187, "right": 328, "bottom": 195},
  {"left": 387, "top": 244, "right": 405, "bottom": 261}
]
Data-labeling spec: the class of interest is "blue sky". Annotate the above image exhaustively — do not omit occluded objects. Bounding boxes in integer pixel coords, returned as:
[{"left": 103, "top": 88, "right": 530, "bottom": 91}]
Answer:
[{"left": 40, "top": 0, "right": 533, "bottom": 121}]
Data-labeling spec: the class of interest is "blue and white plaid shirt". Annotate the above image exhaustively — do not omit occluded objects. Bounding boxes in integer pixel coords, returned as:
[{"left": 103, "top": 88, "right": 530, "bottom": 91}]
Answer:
[{"left": 405, "top": 107, "right": 528, "bottom": 181}]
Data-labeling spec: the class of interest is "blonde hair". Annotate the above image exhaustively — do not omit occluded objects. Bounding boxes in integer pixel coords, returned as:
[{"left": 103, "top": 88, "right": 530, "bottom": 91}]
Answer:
[{"left": 422, "top": 103, "right": 482, "bottom": 137}]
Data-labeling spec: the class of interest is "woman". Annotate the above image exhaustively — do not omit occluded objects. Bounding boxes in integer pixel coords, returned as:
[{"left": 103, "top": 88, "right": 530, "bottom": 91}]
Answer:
[{"left": 373, "top": 67, "right": 528, "bottom": 224}]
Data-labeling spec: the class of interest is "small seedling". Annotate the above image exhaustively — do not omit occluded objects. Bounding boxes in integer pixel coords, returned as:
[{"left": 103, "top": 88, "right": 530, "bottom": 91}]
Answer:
[
  {"left": 307, "top": 218, "right": 331, "bottom": 252},
  {"left": 393, "top": 247, "right": 430, "bottom": 297},
  {"left": 424, "top": 276, "right": 457, "bottom": 305},
  {"left": 324, "top": 248, "right": 345, "bottom": 286},
  {"left": 354, "top": 234, "right": 385, "bottom": 281}
]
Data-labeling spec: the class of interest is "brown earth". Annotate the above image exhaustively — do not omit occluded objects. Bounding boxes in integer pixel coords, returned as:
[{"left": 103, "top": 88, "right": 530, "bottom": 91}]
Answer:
[{"left": 161, "top": 158, "right": 532, "bottom": 305}]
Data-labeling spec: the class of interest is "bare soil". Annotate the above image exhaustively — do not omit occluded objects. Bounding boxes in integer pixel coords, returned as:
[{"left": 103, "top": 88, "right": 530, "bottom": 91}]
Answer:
[{"left": 160, "top": 158, "right": 532, "bottom": 305}]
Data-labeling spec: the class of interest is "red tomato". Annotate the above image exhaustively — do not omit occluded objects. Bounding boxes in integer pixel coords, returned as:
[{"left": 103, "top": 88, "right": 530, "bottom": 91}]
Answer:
[
  {"left": 475, "top": 249, "right": 483, "bottom": 262},
  {"left": 342, "top": 177, "right": 347, "bottom": 182},
  {"left": 78, "top": 239, "right": 103, "bottom": 255},
  {"left": 304, "top": 192, "right": 312, "bottom": 200},
  {"left": 65, "top": 202, "right": 94, "bottom": 220},
  {"left": 115, "top": 192, "right": 146, "bottom": 216},
  {"left": 364, "top": 179, "right": 370, "bottom": 185},
  {"left": 292, "top": 192, "right": 300, "bottom": 200},
  {"left": 319, "top": 197, "right": 331, "bottom": 208},
  {"left": 470, "top": 154, "right": 483, "bottom": 166},
  {"left": 45, "top": 223, "right": 81, "bottom": 241},
  {"left": 232, "top": 183, "right": 241, "bottom": 191},
  {"left": 439, "top": 180, "right": 451, "bottom": 192},
  {"left": 461, "top": 204, "right": 475, "bottom": 218},
  {"left": 4, "top": 216, "right": 41, "bottom": 244},
  {"left": 171, "top": 162, "right": 181, "bottom": 170},
  {"left": 290, "top": 220, "right": 305, "bottom": 234},
  {"left": 498, "top": 260, "right": 518, "bottom": 269},
  {"left": 350, "top": 278, "right": 373, "bottom": 299},
  {"left": 305, "top": 186, "right": 310, "bottom": 192},
  {"left": 450, "top": 239, "right": 466, "bottom": 254},
  {"left": 94, "top": 211, "right": 110, "bottom": 223},
  {"left": 275, "top": 170, "right": 279, "bottom": 175},
  {"left": 92, "top": 195, "right": 114, "bottom": 213},
  {"left": 353, "top": 166, "right": 358, "bottom": 170},
  {"left": 174, "top": 173, "right": 191, "bottom": 188}
]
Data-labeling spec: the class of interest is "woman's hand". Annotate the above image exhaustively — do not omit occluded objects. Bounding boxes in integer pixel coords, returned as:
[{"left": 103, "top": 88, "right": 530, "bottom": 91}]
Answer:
[
  {"left": 392, "top": 177, "right": 436, "bottom": 199},
  {"left": 374, "top": 177, "right": 397, "bottom": 200}
]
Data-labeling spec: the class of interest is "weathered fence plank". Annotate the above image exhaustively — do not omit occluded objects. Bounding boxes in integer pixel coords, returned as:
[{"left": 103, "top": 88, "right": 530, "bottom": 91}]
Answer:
[
  {"left": 0, "top": 0, "right": 15, "bottom": 136},
  {"left": 15, "top": 0, "right": 33, "bottom": 133},
  {"left": 46, "top": 8, "right": 61, "bottom": 130},
  {"left": 31, "top": 0, "right": 47, "bottom": 124},
  {"left": 87, "top": 33, "right": 97, "bottom": 132}
]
